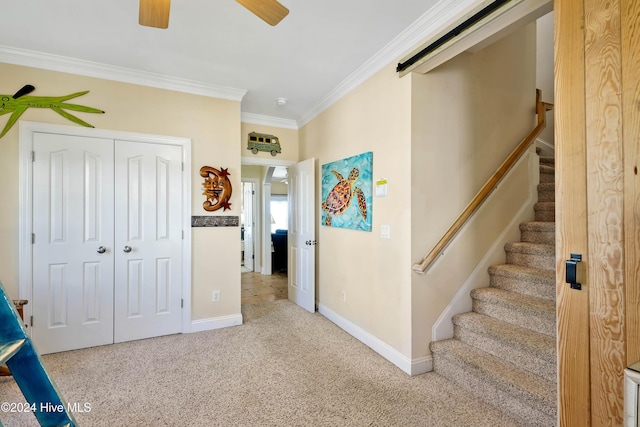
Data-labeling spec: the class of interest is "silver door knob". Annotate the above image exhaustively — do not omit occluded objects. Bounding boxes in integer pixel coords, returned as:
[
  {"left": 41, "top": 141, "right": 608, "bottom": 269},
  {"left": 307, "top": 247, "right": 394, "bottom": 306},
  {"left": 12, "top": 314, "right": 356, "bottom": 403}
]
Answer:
[
  {"left": 97, "top": 246, "right": 106, "bottom": 254},
  {"left": 123, "top": 246, "right": 132, "bottom": 253}
]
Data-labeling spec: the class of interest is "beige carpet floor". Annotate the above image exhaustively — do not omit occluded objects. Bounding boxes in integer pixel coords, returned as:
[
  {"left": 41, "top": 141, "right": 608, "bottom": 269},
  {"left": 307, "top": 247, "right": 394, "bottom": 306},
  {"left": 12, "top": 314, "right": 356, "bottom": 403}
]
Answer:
[{"left": 0, "top": 300, "right": 523, "bottom": 426}]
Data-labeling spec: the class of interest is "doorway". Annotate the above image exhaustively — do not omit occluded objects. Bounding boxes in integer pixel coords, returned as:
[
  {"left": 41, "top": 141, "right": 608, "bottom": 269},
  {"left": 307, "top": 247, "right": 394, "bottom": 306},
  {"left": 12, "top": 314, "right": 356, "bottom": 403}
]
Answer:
[
  {"left": 241, "top": 180, "right": 256, "bottom": 273},
  {"left": 240, "top": 162, "right": 291, "bottom": 305}
]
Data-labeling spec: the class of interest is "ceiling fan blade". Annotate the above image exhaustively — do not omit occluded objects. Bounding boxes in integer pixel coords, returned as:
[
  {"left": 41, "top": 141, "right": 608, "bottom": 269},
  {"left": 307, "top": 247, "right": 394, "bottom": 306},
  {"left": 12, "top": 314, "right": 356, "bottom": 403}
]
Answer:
[
  {"left": 236, "top": 0, "right": 289, "bottom": 26},
  {"left": 139, "top": 0, "right": 171, "bottom": 29}
]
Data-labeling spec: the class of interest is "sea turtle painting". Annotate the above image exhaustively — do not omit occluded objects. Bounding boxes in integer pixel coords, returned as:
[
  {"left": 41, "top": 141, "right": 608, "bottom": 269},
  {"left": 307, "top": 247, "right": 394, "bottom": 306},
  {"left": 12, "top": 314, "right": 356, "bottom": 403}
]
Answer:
[
  {"left": 322, "top": 168, "right": 367, "bottom": 226},
  {"left": 321, "top": 152, "right": 372, "bottom": 231}
]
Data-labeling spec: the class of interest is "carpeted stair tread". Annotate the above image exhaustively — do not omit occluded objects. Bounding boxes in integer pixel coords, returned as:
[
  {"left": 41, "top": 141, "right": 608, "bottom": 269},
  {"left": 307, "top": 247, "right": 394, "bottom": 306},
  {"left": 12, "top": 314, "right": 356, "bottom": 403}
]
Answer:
[
  {"left": 520, "top": 221, "right": 555, "bottom": 245},
  {"left": 488, "top": 264, "right": 555, "bottom": 301},
  {"left": 453, "top": 312, "right": 556, "bottom": 381},
  {"left": 505, "top": 241, "right": 555, "bottom": 271},
  {"left": 471, "top": 287, "right": 556, "bottom": 336},
  {"left": 430, "top": 339, "right": 557, "bottom": 423}
]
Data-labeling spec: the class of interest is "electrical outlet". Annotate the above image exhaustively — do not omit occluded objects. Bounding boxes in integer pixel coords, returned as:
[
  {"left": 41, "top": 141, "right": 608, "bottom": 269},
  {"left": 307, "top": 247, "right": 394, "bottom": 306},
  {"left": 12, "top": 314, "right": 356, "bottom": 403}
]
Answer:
[
  {"left": 341, "top": 291, "right": 346, "bottom": 302},
  {"left": 212, "top": 290, "right": 221, "bottom": 302}
]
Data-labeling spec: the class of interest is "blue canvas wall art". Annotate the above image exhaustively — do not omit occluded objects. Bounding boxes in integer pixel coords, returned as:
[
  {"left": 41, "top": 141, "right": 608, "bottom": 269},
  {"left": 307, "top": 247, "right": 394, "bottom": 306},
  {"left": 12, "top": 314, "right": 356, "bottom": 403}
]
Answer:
[{"left": 321, "top": 152, "right": 373, "bottom": 231}]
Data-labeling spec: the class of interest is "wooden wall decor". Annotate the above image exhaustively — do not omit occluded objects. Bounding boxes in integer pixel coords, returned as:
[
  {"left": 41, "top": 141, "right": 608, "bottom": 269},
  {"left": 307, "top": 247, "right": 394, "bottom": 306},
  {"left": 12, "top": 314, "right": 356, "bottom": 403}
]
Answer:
[
  {"left": 200, "top": 166, "right": 232, "bottom": 211},
  {"left": 0, "top": 85, "right": 104, "bottom": 138},
  {"left": 246, "top": 131, "right": 282, "bottom": 156}
]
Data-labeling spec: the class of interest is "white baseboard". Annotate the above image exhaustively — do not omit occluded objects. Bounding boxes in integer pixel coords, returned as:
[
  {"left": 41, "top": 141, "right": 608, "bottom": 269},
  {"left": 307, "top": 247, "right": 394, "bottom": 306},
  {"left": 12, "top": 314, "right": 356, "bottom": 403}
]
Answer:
[
  {"left": 318, "top": 303, "right": 432, "bottom": 376},
  {"left": 189, "top": 313, "right": 243, "bottom": 333}
]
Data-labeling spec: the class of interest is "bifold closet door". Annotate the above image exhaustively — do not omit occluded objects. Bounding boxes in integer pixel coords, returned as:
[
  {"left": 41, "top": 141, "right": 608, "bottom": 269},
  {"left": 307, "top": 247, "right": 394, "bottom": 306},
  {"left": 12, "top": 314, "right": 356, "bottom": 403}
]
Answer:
[
  {"left": 31, "top": 134, "right": 183, "bottom": 354},
  {"left": 113, "top": 140, "right": 183, "bottom": 343},
  {"left": 32, "top": 133, "right": 115, "bottom": 354}
]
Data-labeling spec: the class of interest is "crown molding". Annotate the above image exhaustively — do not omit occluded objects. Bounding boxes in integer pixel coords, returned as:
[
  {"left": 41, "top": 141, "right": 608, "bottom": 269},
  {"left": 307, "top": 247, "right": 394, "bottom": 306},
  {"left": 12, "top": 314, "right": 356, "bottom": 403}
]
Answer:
[
  {"left": 241, "top": 112, "right": 298, "bottom": 130},
  {"left": 296, "top": 0, "right": 482, "bottom": 128},
  {"left": 0, "top": 44, "right": 247, "bottom": 102}
]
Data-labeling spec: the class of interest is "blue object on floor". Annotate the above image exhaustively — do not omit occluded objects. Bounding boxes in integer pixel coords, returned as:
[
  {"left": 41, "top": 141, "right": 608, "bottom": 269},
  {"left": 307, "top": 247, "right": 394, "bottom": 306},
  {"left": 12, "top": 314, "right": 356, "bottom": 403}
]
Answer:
[{"left": 0, "top": 281, "right": 77, "bottom": 427}]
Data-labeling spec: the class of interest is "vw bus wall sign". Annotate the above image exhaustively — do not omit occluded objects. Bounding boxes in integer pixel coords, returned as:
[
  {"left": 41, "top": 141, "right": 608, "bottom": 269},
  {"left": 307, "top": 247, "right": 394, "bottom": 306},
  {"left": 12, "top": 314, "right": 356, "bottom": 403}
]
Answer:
[{"left": 246, "top": 131, "right": 281, "bottom": 156}]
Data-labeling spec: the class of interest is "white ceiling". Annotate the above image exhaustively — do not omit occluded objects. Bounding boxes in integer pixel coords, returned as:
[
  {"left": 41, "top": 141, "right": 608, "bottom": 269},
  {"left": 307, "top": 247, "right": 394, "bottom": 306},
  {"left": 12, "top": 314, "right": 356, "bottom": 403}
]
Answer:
[{"left": 0, "top": 0, "right": 478, "bottom": 127}]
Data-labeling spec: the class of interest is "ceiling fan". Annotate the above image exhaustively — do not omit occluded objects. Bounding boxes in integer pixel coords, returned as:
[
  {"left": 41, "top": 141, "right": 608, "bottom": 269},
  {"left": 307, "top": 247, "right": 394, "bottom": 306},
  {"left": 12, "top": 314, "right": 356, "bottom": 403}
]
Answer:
[{"left": 139, "top": 0, "right": 289, "bottom": 29}]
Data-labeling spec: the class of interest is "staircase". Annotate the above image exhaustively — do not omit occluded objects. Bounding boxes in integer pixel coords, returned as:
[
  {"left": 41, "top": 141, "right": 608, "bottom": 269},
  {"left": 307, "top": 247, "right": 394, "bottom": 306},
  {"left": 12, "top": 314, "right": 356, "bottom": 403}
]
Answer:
[{"left": 430, "top": 156, "right": 556, "bottom": 426}]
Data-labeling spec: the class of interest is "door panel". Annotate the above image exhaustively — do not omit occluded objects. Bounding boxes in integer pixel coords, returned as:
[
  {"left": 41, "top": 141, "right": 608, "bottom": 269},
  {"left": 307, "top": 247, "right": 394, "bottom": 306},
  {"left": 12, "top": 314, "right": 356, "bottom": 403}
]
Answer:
[
  {"left": 114, "top": 140, "right": 182, "bottom": 343},
  {"left": 556, "top": 0, "right": 639, "bottom": 423},
  {"left": 555, "top": 0, "right": 591, "bottom": 422},
  {"left": 32, "top": 133, "right": 115, "bottom": 354},
  {"left": 288, "top": 158, "right": 315, "bottom": 313}
]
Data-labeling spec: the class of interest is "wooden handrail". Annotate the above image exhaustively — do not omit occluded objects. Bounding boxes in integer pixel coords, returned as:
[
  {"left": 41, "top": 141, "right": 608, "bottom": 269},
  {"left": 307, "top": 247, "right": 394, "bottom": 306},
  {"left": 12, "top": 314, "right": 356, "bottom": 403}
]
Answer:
[{"left": 412, "top": 89, "right": 553, "bottom": 274}]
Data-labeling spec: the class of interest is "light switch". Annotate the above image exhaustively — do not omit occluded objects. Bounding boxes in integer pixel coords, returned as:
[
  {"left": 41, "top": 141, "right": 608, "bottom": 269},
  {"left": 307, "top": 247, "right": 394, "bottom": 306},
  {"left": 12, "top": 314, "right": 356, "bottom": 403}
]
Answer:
[{"left": 381, "top": 224, "right": 391, "bottom": 239}]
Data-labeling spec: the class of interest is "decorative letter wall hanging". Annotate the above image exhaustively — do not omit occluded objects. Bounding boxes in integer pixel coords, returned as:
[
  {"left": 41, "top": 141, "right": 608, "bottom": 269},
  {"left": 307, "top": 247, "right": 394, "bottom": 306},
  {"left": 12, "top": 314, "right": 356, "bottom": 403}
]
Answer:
[
  {"left": 200, "top": 166, "right": 233, "bottom": 211},
  {"left": 0, "top": 85, "right": 104, "bottom": 138}
]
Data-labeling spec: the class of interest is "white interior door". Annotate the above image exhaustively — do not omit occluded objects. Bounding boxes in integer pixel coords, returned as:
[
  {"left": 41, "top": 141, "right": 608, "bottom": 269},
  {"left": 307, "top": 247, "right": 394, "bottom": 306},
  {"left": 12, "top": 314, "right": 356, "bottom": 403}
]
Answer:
[
  {"left": 114, "top": 140, "right": 183, "bottom": 343},
  {"left": 31, "top": 133, "right": 183, "bottom": 353},
  {"left": 288, "top": 158, "right": 316, "bottom": 313},
  {"left": 243, "top": 182, "right": 254, "bottom": 272},
  {"left": 32, "top": 133, "right": 115, "bottom": 354}
]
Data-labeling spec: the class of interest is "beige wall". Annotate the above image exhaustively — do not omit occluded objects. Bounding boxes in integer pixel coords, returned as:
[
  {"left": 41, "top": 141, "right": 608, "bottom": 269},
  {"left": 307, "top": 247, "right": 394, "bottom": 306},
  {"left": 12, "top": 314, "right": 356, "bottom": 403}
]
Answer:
[
  {"left": 299, "top": 64, "right": 414, "bottom": 357},
  {"left": 0, "top": 62, "right": 242, "bottom": 321},
  {"left": 410, "top": 24, "right": 538, "bottom": 357},
  {"left": 240, "top": 164, "right": 264, "bottom": 181},
  {"left": 299, "top": 23, "right": 537, "bottom": 364},
  {"left": 270, "top": 181, "right": 288, "bottom": 195},
  {"left": 536, "top": 11, "right": 555, "bottom": 147}
]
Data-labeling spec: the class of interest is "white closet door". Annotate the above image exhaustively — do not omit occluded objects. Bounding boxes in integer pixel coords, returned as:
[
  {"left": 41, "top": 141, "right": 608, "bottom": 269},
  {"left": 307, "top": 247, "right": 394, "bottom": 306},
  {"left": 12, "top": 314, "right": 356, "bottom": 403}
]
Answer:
[
  {"left": 113, "top": 140, "right": 183, "bottom": 343},
  {"left": 32, "top": 133, "right": 115, "bottom": 354}
]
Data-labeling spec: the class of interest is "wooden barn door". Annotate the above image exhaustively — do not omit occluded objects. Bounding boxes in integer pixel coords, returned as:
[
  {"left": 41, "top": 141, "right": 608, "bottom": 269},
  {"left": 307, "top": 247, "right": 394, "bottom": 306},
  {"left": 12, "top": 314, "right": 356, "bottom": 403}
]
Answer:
[{"left": 556, "top": 0, "right": 640, "bottom": 425}]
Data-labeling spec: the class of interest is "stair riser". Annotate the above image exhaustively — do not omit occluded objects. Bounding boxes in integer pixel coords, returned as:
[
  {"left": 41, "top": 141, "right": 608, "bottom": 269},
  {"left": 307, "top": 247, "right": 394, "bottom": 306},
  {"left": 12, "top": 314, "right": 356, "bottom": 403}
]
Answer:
[
  {"left": 505, "top": 251, "right": 555, "bottom": 271},
  {"left": 535, "top": 208, "right": 555, "bottom": 222},
  {"left": 472, "top": 300, "right": 556, "bottom": 337},
  {"left": 540, "top": 172, "right": 555, "bottom": 184},
  {"left": 537, "top": 189, "right": 555, "bottom": 203},
  {"left": 454, "top": 326, "right": 557, "bottom": 382},
  {"left": 489, "top": 273, "right": 555, "bottom": 301},
  {"left": 520, "top": 229, "right": 555, "bottom": 245},
  {"left": 432, "top": 354, "right": 556, "bottom": 426}
]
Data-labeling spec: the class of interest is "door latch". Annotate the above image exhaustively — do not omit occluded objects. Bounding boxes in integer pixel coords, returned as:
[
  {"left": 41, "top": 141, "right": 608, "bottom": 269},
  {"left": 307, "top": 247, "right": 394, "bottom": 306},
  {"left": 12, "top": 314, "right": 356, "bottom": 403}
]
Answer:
[{"left": 565, "top": 253, "right": 583, "bottom": 290}]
